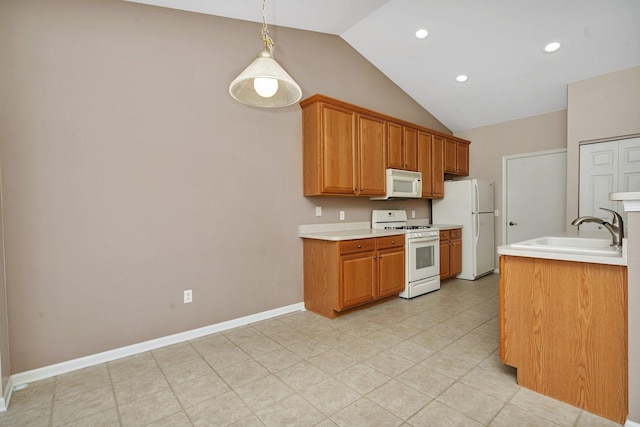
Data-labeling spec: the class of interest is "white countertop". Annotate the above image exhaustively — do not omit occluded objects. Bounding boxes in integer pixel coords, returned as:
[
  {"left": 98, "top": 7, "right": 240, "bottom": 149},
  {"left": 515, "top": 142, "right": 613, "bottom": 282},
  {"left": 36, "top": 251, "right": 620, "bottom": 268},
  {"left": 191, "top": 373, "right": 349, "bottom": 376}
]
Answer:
[
  {"left": 497, "top": 231, "right": 627, "bottom": 266},
  {"left": 298, "top": 221, "right": 461, "bottom": 241}
]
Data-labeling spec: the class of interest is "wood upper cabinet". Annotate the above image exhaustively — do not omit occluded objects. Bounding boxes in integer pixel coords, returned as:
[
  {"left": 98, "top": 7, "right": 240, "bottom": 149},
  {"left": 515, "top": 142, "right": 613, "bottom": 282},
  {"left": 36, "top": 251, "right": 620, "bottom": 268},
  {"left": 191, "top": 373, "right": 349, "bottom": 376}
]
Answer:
[
  {"left": 303, "top": 102, "right": 355, "bottom": 195},
  {"left": 444, "top": 138, "right": 470, "bottom": 176},
  {"left": 357, "top": 114, "right": 387, "bottom": 196},
  {"left": 301, "top": 94, "right": 471, "bottom": 197},
  {"left": 303, "top": 235, "right": 405, "bottom": 319},
  {"left": 387, "top": 122, "right": 418, "bottom": 171},
  {"left": 418, "top": 131, "right": 444, "bottom": 198},
  {"left": 302, "top": 100, "right": 385, "bottom": 196}
]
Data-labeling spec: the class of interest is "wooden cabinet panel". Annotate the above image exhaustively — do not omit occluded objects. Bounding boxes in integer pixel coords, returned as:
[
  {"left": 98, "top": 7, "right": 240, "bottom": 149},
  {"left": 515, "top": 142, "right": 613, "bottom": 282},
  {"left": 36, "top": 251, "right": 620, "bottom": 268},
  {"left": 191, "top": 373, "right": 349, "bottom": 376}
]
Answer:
[
  {"left": 340, "top": 252, "right": 376, "bottom": 310},
  {"left": 444, "top": 138, "right": 457, "bottom": 173},
  {"left": 444, "top": 138, "right": 470, "bottom": 176},
  {"left": 387, "top": 122, "right": 418, "bottom": 171},
  {"left": 377, "top": 248, "right": 405, "bottom": 298},
  {"left": 387, "top": 122, "right": 404, "bottom": 170},
  {"left": 439, "top": 228, "right": 461, "bottom": 280},
  {"left": 456, "top": 142, "right": 469, "bottom": 176},
  {"left": 439, "top": 241, "right": 450, "bottom": 279},
  {"left": 418, "top": 132, "right": 444, "bottom": 198},
  {"left": 431, "top": 135, "right": 445, "bottom": 197},
  {"left": 500, "top": 256, "right": 627, "bottom": 423},
  {"left": 450, "top": 238, "right": 462, "bottom": 276},
  {"left": 321, "top": 104, "right": 356, "bottom": 193},
  {"left": 340, "top": 238, "right": 375, "bottom": 255},
  {"left": 358, "top": 115, "right": 387, "bottom": 196},
  {"left": 403, "top": 127, "right": 418, "bottom": 171}
]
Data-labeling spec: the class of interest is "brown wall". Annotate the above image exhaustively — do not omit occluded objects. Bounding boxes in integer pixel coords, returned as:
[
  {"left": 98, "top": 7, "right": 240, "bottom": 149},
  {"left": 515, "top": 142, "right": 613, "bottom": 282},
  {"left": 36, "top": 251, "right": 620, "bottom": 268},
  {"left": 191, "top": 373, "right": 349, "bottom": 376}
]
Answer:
[
  {"left": 0, "top": 0, "right": 449, "bottom": 373},
  {"left": 454, "top": 110, "right": 568, "bottom": 265}
]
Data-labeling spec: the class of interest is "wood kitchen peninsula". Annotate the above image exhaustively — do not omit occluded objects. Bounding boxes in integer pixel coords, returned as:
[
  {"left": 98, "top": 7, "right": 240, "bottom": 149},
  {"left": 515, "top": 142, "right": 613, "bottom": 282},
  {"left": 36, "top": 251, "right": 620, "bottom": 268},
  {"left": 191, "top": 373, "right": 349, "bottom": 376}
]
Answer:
[
  {"left": 300, "top": 94, "right": 470, "bottom": 197},
  {"left": 497, "top": 238, "right": 628, "bottom": 423}
]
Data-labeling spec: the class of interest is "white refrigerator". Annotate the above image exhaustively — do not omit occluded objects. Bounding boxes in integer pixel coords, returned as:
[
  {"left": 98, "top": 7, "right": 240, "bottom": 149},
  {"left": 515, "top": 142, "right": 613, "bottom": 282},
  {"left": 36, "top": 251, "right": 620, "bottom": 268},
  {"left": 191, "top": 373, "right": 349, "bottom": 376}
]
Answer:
[{"left": 432, "top": 179, "right": 495, "bottom": 280}]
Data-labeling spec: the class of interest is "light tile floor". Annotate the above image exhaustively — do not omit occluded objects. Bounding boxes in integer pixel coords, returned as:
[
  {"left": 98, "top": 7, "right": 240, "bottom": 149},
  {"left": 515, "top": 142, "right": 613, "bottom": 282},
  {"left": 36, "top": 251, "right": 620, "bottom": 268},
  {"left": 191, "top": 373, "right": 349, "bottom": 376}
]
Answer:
[{"left": 0, "top": 274, "right": 622, "bottom": 426}]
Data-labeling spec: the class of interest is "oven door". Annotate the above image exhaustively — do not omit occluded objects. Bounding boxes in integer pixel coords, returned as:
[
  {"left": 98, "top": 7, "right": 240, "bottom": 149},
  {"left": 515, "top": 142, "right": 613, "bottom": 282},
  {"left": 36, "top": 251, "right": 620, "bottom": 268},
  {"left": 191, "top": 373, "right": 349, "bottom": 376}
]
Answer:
[{"left": 408, "top": 236, "right": 440, "bottom": 282}]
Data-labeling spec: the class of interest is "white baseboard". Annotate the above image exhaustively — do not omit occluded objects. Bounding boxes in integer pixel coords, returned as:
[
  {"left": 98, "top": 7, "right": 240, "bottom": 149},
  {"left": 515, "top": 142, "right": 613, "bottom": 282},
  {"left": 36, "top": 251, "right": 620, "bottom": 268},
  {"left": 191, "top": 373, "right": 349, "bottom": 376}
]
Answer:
[
  {"left": 5, "top": 302, "right": 305, "bottom": 407},
  {"left": 626, "top": 418, "right": 640, "bottom": 427},
  {"left": 493, "top": 267, "right": 500, "bottom": 274}
]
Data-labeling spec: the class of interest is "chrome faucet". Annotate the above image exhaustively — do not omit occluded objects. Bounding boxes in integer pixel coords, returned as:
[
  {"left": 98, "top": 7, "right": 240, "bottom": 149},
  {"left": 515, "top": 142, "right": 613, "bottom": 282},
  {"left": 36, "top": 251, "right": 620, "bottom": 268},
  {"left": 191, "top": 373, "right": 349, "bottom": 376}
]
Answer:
[{"left": 571, "top": 207, "right": 624, "bottom": 247}]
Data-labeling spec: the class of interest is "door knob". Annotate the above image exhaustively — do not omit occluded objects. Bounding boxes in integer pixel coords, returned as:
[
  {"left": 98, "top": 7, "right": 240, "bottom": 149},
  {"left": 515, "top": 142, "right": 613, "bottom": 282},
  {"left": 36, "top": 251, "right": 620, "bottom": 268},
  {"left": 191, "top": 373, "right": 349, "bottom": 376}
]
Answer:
[{"left": 509, "top": 221, "right": 518, "bottom": 226}]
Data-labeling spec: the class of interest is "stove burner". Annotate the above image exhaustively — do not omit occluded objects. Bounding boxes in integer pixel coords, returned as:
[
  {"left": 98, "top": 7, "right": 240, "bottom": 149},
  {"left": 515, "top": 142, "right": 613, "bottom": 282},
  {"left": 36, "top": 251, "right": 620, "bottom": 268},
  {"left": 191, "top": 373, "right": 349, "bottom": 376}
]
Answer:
[{"left": 384, "top": 225, "right": 432, "bottom": 230}]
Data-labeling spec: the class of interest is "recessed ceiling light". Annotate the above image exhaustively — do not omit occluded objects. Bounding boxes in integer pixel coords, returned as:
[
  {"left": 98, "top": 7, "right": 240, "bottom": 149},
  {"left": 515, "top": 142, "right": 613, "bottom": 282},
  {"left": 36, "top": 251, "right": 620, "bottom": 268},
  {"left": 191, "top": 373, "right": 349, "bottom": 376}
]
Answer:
[
  {"left": 456, "top": 75, "right": 468, "bottom": 83},
  {"left": 544, "top": 42, "right": 561, "bottom": 53},
  {"left": 415, "top": 29, "right": 429, "bottom": 39}
]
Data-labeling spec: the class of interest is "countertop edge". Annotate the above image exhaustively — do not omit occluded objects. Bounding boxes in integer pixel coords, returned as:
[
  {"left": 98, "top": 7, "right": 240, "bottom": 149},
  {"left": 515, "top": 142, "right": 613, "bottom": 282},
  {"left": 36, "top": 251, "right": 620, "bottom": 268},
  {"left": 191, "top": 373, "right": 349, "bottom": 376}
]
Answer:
[{"left": 497, "top": 246, "right": 627, "bottom": 266}]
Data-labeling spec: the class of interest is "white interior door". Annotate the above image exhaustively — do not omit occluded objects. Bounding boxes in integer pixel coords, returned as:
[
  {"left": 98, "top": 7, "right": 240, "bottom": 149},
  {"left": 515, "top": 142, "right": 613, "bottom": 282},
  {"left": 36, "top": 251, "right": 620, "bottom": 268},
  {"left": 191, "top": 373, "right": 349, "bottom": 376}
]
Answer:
[
  {"left": 503, "top": 149, "right": 567, "bottom": 244},
  {"left": 579, "top": 141, "right": 618, "bottom": 231},
  {"left": 578, "top": 137, "right": 640, "bottom": 232}
]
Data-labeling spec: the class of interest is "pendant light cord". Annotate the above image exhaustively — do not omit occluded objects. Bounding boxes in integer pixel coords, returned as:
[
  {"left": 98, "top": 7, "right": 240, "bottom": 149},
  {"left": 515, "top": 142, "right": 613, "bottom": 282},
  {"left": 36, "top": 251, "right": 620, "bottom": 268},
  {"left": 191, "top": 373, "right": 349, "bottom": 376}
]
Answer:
[{"left": 260, "top": 0, "right": 275, "bottom": 53}]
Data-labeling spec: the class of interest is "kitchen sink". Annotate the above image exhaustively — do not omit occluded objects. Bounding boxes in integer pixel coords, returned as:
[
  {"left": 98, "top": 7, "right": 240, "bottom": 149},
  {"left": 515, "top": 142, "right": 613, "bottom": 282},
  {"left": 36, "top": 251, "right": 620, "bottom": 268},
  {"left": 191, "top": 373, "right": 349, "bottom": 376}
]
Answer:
[{"left": 510, "top": 236, "right": 622, "bottom": 256}]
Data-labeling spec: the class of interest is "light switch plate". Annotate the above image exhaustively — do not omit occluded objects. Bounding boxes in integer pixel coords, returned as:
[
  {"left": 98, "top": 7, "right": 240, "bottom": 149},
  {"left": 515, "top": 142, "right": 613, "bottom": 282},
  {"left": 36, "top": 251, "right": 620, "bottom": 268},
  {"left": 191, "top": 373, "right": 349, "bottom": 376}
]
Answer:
[
  {"left": 315, "top": 206, "right": 322, "bottom": 217},
  {"left": 339, "top": 211, "right": 345, "bottom": 220}
]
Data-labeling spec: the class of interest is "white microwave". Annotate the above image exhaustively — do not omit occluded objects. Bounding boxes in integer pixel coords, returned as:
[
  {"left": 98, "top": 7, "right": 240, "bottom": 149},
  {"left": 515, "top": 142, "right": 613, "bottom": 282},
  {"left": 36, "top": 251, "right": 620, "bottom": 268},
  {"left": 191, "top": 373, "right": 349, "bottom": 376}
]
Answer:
[{"left": 371, "top": 169, "right": 422, "bottom": 200}]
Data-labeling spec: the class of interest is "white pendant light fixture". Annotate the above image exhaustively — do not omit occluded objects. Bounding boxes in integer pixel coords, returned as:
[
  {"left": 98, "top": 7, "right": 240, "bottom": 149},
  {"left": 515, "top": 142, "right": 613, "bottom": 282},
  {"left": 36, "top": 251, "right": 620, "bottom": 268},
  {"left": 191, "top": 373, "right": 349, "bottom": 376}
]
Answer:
[{"left": 229, "top": 0, "right": 302, "bottom": 108}]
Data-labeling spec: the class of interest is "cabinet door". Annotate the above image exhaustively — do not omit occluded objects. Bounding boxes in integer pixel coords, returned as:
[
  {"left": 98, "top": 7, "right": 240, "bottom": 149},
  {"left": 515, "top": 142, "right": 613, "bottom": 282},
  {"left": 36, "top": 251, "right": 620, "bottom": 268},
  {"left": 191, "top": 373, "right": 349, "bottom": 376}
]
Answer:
[
  {"left": 358, "top": 115, "right": 387, "bottom": 196},
  {"left": 418, "top": 131, "right": 433, "bottom": 197},
  {"left": 403, "top": 127, "right": 418, "bottom": 171},
  {"left": 431, "top": 135, "right": 445, "bottom": 198},
  {"left": 444, "top": 138, "right": 457, "bottom": 173},
  {"left": 321, "top": 104, "right": 356, "bottom": 194},
  {"left": 456, "top": 142, "right": 469, "bottom": 176},
  {"left": 450, "top": 238, "right": 462, "bottom": 276},
  {"left": 339, "top": 252, "right": 376, "bottom": 310},
  {"left": 387, "top": 122, "right": 404, "bottom": 170},
  {"left": 439, "top": 241, "right": 450, "bottom": 279},
  {"left": 377, "top": 248, "right": 405, "bottom": 298}
]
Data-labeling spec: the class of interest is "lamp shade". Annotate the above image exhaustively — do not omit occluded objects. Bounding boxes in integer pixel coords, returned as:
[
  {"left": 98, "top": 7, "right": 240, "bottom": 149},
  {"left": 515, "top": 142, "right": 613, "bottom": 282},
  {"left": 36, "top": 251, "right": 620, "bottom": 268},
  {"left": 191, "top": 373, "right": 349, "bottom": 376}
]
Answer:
[{"left": 229, "top": 50, "right": 302, "bottom": 108}]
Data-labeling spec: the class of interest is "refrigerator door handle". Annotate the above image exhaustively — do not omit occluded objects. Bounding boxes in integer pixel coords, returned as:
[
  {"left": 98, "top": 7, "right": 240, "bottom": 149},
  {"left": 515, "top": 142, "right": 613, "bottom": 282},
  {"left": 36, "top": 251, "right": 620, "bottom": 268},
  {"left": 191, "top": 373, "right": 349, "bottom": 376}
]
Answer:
[
  {"left": 475, "top": 214, "right": 480, "bottom": 247},
  {"left": 473, "top": 180, "right": 480, "bottom": 213}
]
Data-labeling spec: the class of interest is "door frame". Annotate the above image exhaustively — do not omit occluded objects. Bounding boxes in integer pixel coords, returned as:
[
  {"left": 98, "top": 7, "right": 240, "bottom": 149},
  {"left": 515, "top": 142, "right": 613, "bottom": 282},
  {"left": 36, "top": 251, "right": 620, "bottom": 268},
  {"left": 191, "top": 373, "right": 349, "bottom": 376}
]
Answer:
[{"left": 502, "top": 148, "right": 567, "bottom": 245}]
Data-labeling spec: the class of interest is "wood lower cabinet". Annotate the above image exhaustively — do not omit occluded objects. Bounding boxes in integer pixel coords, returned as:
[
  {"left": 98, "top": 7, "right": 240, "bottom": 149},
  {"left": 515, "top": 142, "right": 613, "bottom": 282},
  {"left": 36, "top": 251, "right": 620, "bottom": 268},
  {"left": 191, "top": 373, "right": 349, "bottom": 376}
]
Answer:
[
  {"left": 439, "top": 229, "right": 462, "bottom": 280},
  {"left": 444, "top": 138, "right": 470, "bottom": 176},
  {"left": 418, "top": 131, "right": 444, "bottom": 198},
  {"left": 499, "top": 255, "right": 627, "bottom": 423},
  {"left": 303, "top": 235, "right": 405, "bottom": 319}
]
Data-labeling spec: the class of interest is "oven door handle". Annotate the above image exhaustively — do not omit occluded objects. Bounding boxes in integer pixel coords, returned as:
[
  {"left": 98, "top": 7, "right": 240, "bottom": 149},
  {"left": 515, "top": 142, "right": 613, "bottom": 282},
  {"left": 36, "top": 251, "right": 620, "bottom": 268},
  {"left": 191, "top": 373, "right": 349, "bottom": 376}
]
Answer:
[{"left": 409, "top": 236, "right": 440, "bottom": 244}]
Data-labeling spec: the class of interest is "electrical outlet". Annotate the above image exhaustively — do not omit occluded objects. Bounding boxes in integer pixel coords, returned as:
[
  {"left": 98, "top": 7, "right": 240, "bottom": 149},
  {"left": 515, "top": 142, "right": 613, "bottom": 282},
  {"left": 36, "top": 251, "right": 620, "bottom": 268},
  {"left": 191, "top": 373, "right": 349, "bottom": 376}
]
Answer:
[
  {"left": 339, "top": 211, "right": 345, "bottom": 220},
  {"left": 494, "top": 209, "right": 499, "bottom": 217},
  {"left": 412, "top": 210, "right": 416, "bottom": 218},
  {"left": 315, "top": 206, "right": 322, "bottom": 217},
  {"left": 184, "top": 289, "right": 193, "bottom": 304}
]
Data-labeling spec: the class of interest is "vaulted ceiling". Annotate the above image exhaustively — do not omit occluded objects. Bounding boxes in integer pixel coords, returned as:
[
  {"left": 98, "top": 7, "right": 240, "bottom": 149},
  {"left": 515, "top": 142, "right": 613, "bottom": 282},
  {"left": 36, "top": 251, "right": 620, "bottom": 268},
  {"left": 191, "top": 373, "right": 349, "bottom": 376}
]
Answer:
[{"left": 126, "top": 0, "right": 640, "bottom": 132}]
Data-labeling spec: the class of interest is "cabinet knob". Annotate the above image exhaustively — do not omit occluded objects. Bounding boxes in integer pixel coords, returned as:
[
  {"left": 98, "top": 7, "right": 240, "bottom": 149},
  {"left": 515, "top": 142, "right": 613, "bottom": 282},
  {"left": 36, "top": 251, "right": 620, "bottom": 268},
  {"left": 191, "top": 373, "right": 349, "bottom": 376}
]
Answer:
[
  {"left": 379, "top": 255, "right": 382, "bottom": 258},
  {"left": 360, "top": 188, "right": 363, "bottom": 191},
  {"left": 391, "top": 240, "right": 395, "bottom": 244},
  {"left": 357, "top": 244, "right": 362, "bottom": 248},
  {"left": 373, "top": 256, "right": 377, "bottom": 259}
]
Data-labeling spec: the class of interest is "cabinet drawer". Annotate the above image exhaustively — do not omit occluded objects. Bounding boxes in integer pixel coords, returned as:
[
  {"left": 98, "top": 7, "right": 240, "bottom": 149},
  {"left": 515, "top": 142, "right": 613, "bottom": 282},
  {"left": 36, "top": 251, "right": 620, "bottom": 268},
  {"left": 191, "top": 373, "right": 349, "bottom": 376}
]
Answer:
[
  {"left": 439, "top": 230, "right": 450, "bottom": 240},
  {"left": 340, "top": 239, "right": 375, "bottom": 255},
  {"left": 450, "top": 228, "right": 462, "bottom": 239},
  {"left": 377, "top": 235, "right": 405, "bottom": 250}
]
